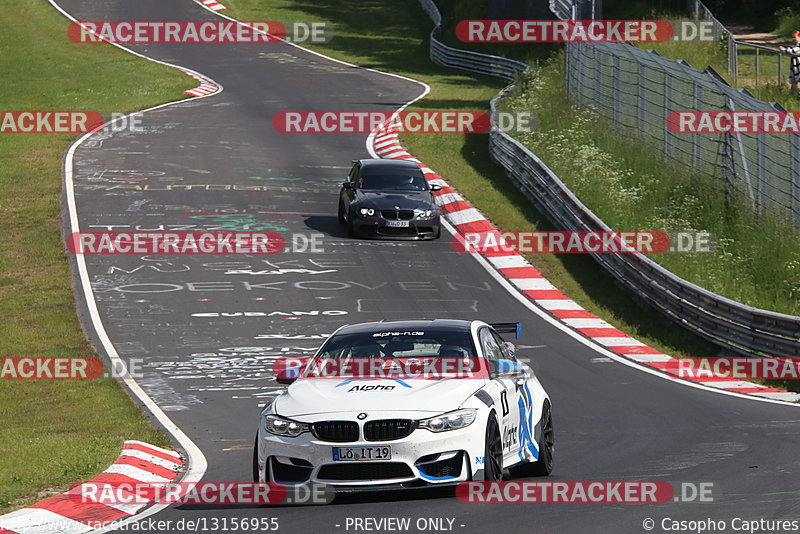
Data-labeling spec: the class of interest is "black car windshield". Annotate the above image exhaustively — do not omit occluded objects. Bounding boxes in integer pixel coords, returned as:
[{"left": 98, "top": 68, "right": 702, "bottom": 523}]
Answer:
[
  {"left": 358, "top": 172, "right": 428, "bottom": 191},
  {"left": 303, "top": 329, "right": 483, "bottom": 379}
]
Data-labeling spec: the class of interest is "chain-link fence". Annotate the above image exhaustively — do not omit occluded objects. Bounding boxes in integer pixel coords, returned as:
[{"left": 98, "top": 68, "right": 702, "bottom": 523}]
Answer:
[
  {"left": 417, "top": 0, "right": 800, "bottom": 357},
  {"left": 563, "top": 32, "right": 800, "bottom": 222}
]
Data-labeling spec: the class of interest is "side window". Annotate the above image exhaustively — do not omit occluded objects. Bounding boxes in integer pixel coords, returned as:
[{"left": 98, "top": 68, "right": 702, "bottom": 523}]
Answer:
[
  {"left": 479, "top": 328, "right": 503, "bottom": 361},
  {"left": 348, "top": 164, "right": 360, "bottom": 184},
  {"left": 491, "top": 331, "right": 518, "bottom": 363},
  {"left": 482, "top": 328, "right": 521, "bottom": 378}
]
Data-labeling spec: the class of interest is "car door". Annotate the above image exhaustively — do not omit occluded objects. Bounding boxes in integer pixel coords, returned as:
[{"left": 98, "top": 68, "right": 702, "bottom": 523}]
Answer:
[
  {"left": 479, "top": 327, "right": 525, "bottom": 463},
  {"left": 341, "top": 162, "right": 360, "bottom": 213}
]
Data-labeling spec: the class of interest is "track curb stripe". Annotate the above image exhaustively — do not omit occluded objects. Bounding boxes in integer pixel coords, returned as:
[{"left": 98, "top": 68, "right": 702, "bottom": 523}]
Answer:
[
  {"left": 0, "top": 442, "right": 183, "bottom": 534},
  {"left": 368, "top": 122, "right": 800, "bottom": 403},
  {"left": 199, "top": 0, "right": 227, "bottom": 11}
]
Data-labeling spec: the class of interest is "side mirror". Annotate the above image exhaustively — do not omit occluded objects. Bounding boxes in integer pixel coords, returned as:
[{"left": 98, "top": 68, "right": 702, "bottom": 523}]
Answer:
[
  {"left": 430, "top": 184, "right": 442, "bottom": 192},
  {"left": 275, "top": 369, "right": 298, "bottom": 385},
  {"left": 342, "top": 181, "right": 354, "bottom": 190}
]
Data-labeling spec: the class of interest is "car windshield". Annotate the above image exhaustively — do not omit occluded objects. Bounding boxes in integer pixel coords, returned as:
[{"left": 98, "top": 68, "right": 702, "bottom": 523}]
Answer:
[
  {"left": 358, "top": 172, "right": 428, "bottom": 191},
  {"left": 303, "top": 328, "right": 483, "bottom": 379}
]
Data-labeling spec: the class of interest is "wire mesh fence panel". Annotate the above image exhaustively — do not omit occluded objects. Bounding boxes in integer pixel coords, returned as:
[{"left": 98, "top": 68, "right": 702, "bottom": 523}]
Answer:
[
  {"left": 563, "top": 38, "right": 800, "bottom": 222},
  {"left": 419, "top": 0, "right": 800, "bottom": 360}
]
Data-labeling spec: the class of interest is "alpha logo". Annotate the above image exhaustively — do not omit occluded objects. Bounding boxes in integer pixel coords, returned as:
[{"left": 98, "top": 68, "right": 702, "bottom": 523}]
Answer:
[{"left": 348, "top": 384, "right": 395, "bottom": 392}]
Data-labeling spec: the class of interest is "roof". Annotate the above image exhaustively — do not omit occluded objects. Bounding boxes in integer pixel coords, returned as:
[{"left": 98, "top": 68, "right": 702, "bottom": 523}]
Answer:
[{"left": 357, "top": 158, "right": 421, "bottom": 170}]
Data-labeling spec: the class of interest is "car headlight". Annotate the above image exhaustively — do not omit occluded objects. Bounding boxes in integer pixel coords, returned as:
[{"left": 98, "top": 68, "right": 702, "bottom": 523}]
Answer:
[
  {"left": 264, "top": 415, "right": 310, "bottom": 437},
  {"left": 418, "top": 409, "right": 477, "bottom": 432},
  {"left": 414, "top": 209, "right": 435, "bottom": 218},
  {"left": 359, "top": 208, "right": 375, "bottom": 216}
]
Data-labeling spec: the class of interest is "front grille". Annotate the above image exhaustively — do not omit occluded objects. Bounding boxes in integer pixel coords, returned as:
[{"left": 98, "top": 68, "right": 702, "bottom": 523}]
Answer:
[
  {"left": 318, "top": 462, "right": 413, "bottom": 481},
  {"left": 417, "top": 452, "right": 463, "bottom": 479},
  {"left": 312, "top": 421, "right": 359, "bottom": 442},
  {"left": 364, "top": 419, "right": 415, "bottom": 441},
  {"left": 380, "top": 209, "right": 415, "bottom": 220}
]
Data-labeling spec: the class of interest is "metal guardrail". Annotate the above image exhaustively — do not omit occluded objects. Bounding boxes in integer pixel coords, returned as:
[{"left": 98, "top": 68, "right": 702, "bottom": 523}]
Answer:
[
  {"left": 421, "top": 2, "right": 528, "bottom": 83},
  {"left": 417, "top": 0, "right": 800, "bottom": 357}
]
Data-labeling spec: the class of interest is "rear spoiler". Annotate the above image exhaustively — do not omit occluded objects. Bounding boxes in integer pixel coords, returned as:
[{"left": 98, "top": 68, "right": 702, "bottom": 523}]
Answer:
[{"left": 490, "top": 322, "right": 521, "bottom": 340}]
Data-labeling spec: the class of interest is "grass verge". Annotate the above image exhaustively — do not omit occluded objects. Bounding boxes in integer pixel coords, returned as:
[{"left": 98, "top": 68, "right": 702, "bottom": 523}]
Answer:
[
  {"left": 500, "top": 53, "right": 800, "bottom": 317},
  {"left": 221, "top": 0, "right": 723, "bottom": 361},
  {"left": 0, "top": 0, "right": 193, "bottom": 512}
]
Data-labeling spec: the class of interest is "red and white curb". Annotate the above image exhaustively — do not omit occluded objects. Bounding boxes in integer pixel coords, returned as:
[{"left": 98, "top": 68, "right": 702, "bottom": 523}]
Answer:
[
  {"left": 370, "top": 125, "right": 800, "bottom": 404},
  {"left": 0, "top": 441, "right": 183, "bottom": 534},
  {"left": 181, "top": 69, "right": 221, "bottom": 98},
  {"left": 198, "top": 0, "right": 227, "bottom": 11}
]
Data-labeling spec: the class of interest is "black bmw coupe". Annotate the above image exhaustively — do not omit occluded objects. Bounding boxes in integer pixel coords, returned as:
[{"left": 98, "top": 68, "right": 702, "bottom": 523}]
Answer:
[{"left": 338, "top": 159, "right": 442, "bottom": 239}]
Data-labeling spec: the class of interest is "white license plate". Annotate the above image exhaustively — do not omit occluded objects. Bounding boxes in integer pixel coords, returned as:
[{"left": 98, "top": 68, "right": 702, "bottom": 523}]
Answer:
[
  {"left": 332, "top": 446, "right": 391, "bottom": 461},
  {"left": 385, "top": 220, "right": 409, "bottom": 227}
]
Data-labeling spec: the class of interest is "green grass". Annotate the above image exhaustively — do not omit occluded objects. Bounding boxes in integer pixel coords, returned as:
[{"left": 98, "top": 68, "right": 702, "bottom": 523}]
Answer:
[
  {"left": 502, "top": 55, "right": 800, "bottom": 318},
  {"left": 0, "top": 0, "right": 192, "bottom": 512},
  {"left": 221, "top": 0, "right": 723, "bottom": 362}
]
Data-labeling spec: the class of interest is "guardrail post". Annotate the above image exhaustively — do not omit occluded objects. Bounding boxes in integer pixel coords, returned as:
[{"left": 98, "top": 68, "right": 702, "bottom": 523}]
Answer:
[
  {"left": 755, "top": 47, "right": 760, "bottom": 86},
  {"left": 694, "top": 85, "right": 702, "bottom": 170},
  {"left": 665, "top": 73, "right": 672, "bottom": 156},
  {"left": 613, "top": 54, "right": 620, "bottom": 123},
  {"left": 638, "top": 63, "right": 645, "bottom": 139},
  {"left": 594, "top": 44, "right": 601, "bottom": 104},
  {"left": 793, "top": 133, "right": 800, "bottom": 222},
  {"left": 758, "top": 134, "right": 766, "bottom": 211},
  {"left": 574, "top": 45, "right": 583, "bottom": 103}
]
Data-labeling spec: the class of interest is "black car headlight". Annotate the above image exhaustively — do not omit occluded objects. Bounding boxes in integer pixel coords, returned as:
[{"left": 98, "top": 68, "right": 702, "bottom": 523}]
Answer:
[
  {"left": 418, "top": 409, "right": 477, "bottom": 432},
  {"left": 414, "top": 208, "right": 436, "bottom": 218},
  {"left": 264, "top": 415, "right": 311, "bottom": 437},
  {"left": 359, "top": 207, "right": 375, "bottom": 217}
]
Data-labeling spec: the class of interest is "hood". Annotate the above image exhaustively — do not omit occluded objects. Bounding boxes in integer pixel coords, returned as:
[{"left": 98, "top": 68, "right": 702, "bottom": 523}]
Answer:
[
  {"left": 355, "top": 191, "right": 435, "bottom": 210},
  {"left": 274, "top": 378, "right": 484, "bottom": 418}
]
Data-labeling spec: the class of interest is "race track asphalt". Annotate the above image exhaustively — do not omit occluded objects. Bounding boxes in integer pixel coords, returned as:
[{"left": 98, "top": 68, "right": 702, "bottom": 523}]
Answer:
[{"left": 53, "top": 1, "right": 800, "bottom": 532}]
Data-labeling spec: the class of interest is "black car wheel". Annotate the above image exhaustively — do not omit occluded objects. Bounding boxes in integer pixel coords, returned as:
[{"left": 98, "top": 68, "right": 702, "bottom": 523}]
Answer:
[
  {"left": 337, "top": 199, "right": 346, "bottom": 224},
  {"left": 484, "top": 413, "right": 503, "bottom": 481},
  {"left": 252, "top": 432, "right": 261, "bottom": 482},
  {"left": 510, "top": 400, "right": 554, "bottom": 477}
]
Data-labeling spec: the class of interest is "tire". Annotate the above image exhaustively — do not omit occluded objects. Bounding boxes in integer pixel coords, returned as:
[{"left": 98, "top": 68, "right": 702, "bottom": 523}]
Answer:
[
  {"left": 511, "top": 401, "right": 554, "bottom": 477},
  {"left": 483, "top": 413, "right": 503, "bottom": 481},
  {"left": 252, "top": 432, "right": 261, "bottom": 482},
  {"left": 346, "top": 216, "right": 356, "bottom": 238},
  {"left": 433, "top": 225, "right": 441, "bottom": 239},
  {"left": 337, "top": 200, "right": 346, "bottom": 224}
]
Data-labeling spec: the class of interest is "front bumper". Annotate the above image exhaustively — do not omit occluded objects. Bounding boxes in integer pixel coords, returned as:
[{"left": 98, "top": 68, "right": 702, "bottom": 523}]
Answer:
[
  {"left": 351, "top": 214, "right": 440, "bottom": 240},
  {"left": 257, "top": 419, "right": 482, "bottom": 487}
]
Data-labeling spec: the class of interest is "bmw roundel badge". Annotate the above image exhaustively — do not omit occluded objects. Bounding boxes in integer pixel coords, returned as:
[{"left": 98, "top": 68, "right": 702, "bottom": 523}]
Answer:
[{"left": 357, "top": 413, "right": 368, "bottom": 420}]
